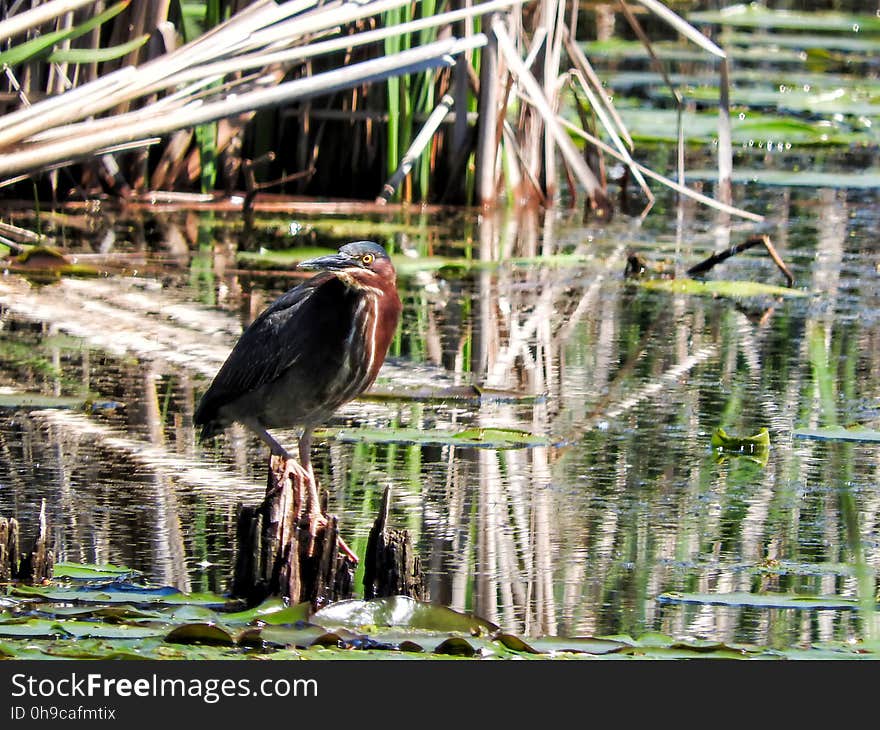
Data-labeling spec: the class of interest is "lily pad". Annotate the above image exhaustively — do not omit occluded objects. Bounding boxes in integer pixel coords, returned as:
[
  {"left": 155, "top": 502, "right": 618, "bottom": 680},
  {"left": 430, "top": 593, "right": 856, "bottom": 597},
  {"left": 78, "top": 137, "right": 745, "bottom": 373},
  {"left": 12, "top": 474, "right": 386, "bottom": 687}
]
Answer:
[
  {"left": 259, "top": 624, "right": 350, "bottom": 648},
  {"left": 55, "top": 620, "right": 167, "bottom": 640},
  {"left": 712, "top": 427, "right": 770, "bottom": 465},
  {"left": 639, "top": 278, "right": 807, "bottom": 299},
  {"left": 685, "top": 169, "right": 880, "bottom": 189},
  {"left": 164, "top": 623, "right": 237, "bottom": 646},
  {"left": 496, "top": 634, "right": 628, "bottom": 655},
  {"left": 657, "top": 591, "right": 867, "bottom": 610},
  {"left": 364, "top": 384, "right": 541, "bottom": 405},
  {"left": 313, "top": 426, "right": 555, "bottom": 449},
  {"left": 312, "top": 596, "right": 498, "bottom": 634},
  {"left": 221, "top": 598, "right": 311, "bottom": 625},
  {"left": 792, "top": 427, "right": 880, "bottom": 443},
  {"left": 0, "top": 392, "right": 91, "bottom": 409},
  {"left": 689, "top": 5, "right": 880, "bottom": 33},
  {"left": 53, "top": 562, "right": 142, "bottom": 580},
  {"left": 11, "top": 584, "right": 237, "bottom": 608},
  {"left": 433, "top": 637, "right": 478, "bottom": 657},
  {"left": 0, "top": 619, "right": 72, "bottom": 638}
]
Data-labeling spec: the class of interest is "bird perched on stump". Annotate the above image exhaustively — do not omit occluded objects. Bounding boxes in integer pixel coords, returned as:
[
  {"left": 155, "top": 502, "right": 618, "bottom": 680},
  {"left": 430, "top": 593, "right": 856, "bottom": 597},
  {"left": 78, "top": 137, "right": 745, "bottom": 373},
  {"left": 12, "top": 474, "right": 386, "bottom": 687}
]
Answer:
[{"left": 194, "top": 241, "right": 402, "bottom": 477}]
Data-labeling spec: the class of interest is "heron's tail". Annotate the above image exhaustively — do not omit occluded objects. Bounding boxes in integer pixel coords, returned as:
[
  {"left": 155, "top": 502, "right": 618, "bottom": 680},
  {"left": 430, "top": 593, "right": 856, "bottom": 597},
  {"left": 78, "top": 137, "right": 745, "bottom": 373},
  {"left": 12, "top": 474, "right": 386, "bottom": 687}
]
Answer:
[
  {"left": 193, "top": 399, "right": 221, "bottom": 443},
  {"left": 197, "top": 421, "right": 221, "bottom": 443}
]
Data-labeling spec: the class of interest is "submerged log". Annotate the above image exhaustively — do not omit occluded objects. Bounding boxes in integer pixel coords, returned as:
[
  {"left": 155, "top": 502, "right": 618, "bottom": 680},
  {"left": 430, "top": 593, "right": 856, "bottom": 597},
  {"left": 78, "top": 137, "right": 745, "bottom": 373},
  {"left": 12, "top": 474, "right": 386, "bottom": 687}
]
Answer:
[
  {"left": 0, "top": 499, "right": 53, "bottom": 583},
  {"left": 363, "top": 486, "right": 427, "bottom": 601},
  {"left": 231, "top": 455, "right": 356, "bottom": 608}
]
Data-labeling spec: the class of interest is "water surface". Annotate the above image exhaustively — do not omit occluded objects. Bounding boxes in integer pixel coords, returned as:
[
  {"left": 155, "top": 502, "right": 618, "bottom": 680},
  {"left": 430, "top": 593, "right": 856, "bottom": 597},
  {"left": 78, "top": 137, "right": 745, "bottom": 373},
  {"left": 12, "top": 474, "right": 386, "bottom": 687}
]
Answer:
[{"left": 0, "top": 184, "right": 877, "bottom": 648}]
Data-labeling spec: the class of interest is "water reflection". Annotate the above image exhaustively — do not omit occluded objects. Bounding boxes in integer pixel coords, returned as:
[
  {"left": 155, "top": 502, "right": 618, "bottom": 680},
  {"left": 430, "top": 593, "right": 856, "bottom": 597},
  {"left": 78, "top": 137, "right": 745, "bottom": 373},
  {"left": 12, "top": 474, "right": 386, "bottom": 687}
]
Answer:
[{"left": 0, "top": 187, "right": 878, "bottom": 646}]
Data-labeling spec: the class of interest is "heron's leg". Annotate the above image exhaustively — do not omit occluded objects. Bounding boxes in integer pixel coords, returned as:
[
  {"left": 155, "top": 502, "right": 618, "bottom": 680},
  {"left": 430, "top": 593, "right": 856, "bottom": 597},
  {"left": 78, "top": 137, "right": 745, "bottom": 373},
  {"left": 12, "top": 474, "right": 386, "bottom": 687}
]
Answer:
[
  {"left": 298, "top": 428, "right": 322, "bottom": 524},
  {"left": 241, "top": 418, "right": 294, "bottom": 460},
  {"left": 298, "top": 428, "right": 315, "bottom": 484}
]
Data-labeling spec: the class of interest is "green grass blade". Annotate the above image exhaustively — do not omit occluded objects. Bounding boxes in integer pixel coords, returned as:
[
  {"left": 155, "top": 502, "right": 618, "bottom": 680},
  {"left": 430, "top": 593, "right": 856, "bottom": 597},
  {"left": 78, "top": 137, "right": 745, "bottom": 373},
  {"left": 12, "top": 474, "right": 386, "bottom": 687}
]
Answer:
[
  {"left": 0, "top": 0, "right": 132, "bottom": 68},
  {"left": 47, "top": 33, "right": 150, "bottom": 64}
]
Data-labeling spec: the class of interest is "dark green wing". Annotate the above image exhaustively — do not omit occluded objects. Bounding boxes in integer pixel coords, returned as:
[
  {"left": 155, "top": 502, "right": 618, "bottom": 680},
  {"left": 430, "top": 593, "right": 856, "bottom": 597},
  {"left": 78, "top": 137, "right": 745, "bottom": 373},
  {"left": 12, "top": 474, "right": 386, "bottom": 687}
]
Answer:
[{"left": 194, "top": 272, "right": 341, "bottom": 430}]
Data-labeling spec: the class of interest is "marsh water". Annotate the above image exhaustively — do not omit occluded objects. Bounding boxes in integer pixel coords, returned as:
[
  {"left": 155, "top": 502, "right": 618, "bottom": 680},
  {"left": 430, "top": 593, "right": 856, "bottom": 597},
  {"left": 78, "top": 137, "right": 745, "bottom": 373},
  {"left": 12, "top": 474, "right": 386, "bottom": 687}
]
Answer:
[{"left": 0, "top": 179, "right": 878, "bottom": 649}]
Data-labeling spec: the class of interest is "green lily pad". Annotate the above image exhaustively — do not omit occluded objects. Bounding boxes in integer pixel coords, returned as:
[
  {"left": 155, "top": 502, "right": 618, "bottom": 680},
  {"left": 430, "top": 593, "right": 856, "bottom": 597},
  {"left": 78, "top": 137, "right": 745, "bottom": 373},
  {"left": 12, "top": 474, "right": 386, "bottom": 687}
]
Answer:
[
  {"left": 364, "top": 384, "right": 540, "bottom": 405},
  {"left": 685, "top": 169, "right": 880, "bottom": 189},
  {"left": 259, "top": 624, "right": 347, "bottom": 648},
  {"left": 43, "top": 642, "right": 160, "bottom": 660},
  {"left": 53, "top": 562, "right": 142, "bottom": 580},
  {"left": 55, "top": 620, "right": 167, "bottom": 640},
  {"left": 792, "top": 427, "right": 880, "bottom": 443},
  {"left": 639, "top": 278, "right": 807, "bottom": 299},
  {"left": 712, "top": 427, "right": 771, "bottom": 465},
  {"left": 0, "top": 392, "right": 91, "bottom": 409},
  {"left": 312, "top": 596, "right": 498, "bottom": 634},
  {"left": 496, "top": 634, "right": 628, "bottom": 655},
  {"left": 313, "top": 426, "right": 555, "bottom": 450},
  {"left": 657, "top": 591, "right": 867, "bottom": 610},
  {"left": 10, "top": 584, "right": 237, "bottom": 608},
  {"left": 0, "top": 619, "right": 72, "bottom": 638},
  {"left": 689, "top": 5, "right": 880, "bottom": 33},
  {"left": 164, "top": 605, "right": 221, "bottom": 623},
  {"left": 609, "top": 107, "right": 869, "bottom": 147},
  {"left": 221, "top": 598, "right": 311, "bottom": 625},
  {"left": 721, "top": 30, "right": 880, "bottom": 53},
  {"left": 746, "top": 560, "right": 868, "bottom": 577},
  {"left": 164, "top": 623, "right": 237, "bottom": 646},
  {"left": 433, "top": 636, "right": 477, "bottom": 656}
]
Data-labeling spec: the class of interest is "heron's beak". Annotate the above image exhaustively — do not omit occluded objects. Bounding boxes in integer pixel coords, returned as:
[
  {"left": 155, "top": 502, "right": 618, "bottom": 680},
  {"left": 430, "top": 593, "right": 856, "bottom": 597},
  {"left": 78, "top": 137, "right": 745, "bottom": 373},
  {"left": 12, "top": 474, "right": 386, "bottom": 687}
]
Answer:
[{"left": 297, "top": 252, "right": 352, "bottom": 272}]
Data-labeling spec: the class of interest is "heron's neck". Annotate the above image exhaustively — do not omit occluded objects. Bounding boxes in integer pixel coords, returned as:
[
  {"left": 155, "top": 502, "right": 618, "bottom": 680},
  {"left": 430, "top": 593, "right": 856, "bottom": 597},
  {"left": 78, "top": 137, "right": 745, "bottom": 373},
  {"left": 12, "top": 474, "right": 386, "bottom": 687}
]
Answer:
[{"left": 337, "top": 271, "right": 384, "bottom": 295}]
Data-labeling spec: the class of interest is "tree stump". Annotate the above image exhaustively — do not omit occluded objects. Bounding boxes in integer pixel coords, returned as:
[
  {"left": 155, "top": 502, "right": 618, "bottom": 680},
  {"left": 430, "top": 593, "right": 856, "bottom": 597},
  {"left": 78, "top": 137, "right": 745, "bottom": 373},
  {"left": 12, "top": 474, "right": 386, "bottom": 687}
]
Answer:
[
  {"left": 363, "top": 486, "right": 427, "bottom": 600},
  {"left": 0, "top": 499, "right": 53, "bottom": 583},
  {"left": 231, "top": 455, "right": 356, "bottom": 608}
]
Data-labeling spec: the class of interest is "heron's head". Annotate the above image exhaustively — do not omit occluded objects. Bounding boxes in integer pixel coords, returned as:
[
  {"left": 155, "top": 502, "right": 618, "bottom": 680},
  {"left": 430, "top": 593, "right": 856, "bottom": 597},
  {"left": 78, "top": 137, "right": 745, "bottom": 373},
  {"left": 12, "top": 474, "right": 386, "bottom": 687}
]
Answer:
[{"left": 298, "top": 241, "right": 396, "bottom": 292}]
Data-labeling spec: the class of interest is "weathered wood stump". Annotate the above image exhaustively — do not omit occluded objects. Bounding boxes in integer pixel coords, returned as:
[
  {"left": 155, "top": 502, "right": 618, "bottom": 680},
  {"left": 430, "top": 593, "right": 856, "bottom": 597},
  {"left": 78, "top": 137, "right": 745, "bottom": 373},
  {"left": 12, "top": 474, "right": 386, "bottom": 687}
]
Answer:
[
  {"left": 232, "top": 455, "right": 356, "bottom": 608},
  {"left": 0, "top": 499, "right": 53, "bottom": 583},
  {"left": 363, "top": 486, "right": 427, "bottom": 600}
]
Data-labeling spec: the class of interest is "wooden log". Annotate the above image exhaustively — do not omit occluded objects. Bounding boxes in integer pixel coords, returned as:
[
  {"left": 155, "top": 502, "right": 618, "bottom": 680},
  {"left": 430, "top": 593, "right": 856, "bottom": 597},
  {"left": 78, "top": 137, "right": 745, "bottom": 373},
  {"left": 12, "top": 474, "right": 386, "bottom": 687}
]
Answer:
[
  {"left": 231, "top": 454, "right": 356, "bottom": 608},
  {"left": 363, "top": 486, "right": 427, "bottom": 601}
]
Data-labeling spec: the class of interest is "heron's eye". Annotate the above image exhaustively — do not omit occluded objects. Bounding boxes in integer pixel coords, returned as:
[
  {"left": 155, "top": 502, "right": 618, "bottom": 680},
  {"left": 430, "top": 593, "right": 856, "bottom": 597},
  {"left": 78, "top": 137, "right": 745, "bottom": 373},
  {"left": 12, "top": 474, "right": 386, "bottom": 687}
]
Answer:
[{"left": 361, "top": 253, "right": 375, "bottom": 266}]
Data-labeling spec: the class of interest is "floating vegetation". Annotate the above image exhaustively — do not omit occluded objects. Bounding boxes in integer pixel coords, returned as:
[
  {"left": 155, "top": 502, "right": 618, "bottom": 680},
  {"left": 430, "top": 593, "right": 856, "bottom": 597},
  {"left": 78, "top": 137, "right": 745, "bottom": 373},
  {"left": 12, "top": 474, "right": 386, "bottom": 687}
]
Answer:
[
  {"left": 313, "top": 426, "right": 555, "bottom": 450},
  {"left": 657, "top": 591, "right": 867, "bottom": 611},
  {"left": 638, "top": 278, "right": 806, "bottom": 299},
  {"left": 604, "top": 108, "right": 872, "bottom": 147},
  {"left": 1, "top": 565, "right": 878, "bottom": 659},
  {"left": 0, "top": 390, "right": 88, "bottom": 410},
  {"left": 711, "top": 427, "right": 771, "bottom": 466},
  {"left": 685, "top": 169, "right": 880, "bottom": 189},
  {"left": 792, "top": 427, "right": 880, "bottom": 443},
  {"left": 688, "top": 4, "right": 880, "bottom": 33}
]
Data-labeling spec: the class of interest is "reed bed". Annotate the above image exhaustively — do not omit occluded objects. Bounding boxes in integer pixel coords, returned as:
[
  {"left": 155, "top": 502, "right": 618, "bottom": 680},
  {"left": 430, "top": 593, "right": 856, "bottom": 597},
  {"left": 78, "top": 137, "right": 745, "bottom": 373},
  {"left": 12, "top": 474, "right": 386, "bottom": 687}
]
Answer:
[{"left": 0, "top": 0, "right": 752, "bottom": 219}]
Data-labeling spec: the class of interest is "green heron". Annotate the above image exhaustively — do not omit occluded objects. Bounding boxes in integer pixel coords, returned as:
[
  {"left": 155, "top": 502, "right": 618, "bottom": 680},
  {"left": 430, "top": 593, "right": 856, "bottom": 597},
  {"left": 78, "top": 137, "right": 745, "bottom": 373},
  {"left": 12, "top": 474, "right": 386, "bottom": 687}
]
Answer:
[{"left": 194, "top": 240, "right": 402, "bottom": 478}]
